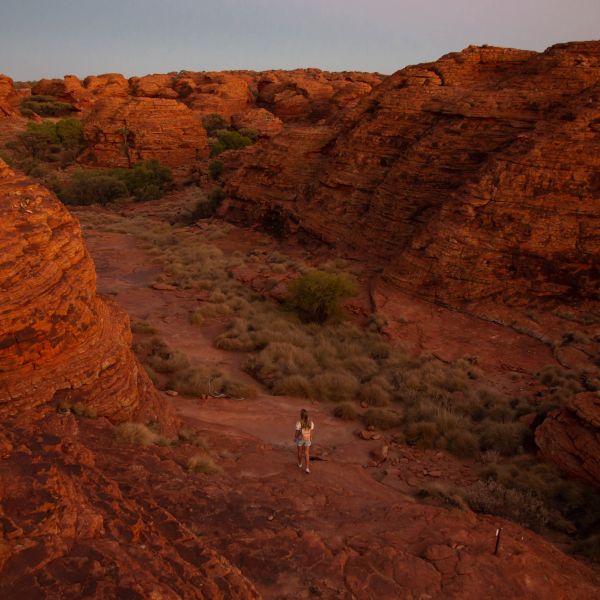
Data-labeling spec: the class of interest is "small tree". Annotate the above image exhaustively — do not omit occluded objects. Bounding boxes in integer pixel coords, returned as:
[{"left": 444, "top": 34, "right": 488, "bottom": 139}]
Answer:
[{"left": 287, "top": 270, "right": 358, "bottom": 323}]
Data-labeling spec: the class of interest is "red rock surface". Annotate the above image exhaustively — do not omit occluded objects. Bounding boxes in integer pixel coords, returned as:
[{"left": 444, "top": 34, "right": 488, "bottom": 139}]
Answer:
[
  {"left": 221, "top": 42, "right": 600, "bottom": 486},
  {"left": 81, "top": 96, "right": 209, "bottom": 175},
  {"left": 0, "top": 163, "right": 258, "bottom": 598},
  {"left": 536, "top": 392, "right": 600, "bottom": 486},
  {"left": 32, "top": 75, "right": 91, "bottom": 110},
  {"left": 0, "top": 414, "right": 259, "bottom": 599},
  {"left": 231, "top": 108, "right": 284, "bottom": 137},
  {"left": 0, "top": 160, "right": 168, "bottom": 426},
  {"left": 0, "top": 74, "right": 20, "bottom": 117},
  {"left": 223, "top": 42, "right": 600, "bottom": 305},
  {"left": 175, "top": 71, "right": 254, "bottom": 119},
  {"left": 82, "top": 73, "right": 130, "bottom": 99},
  {"left": 130, "top": 73, "right": 179, "bottom": 99},
  {"left": 255, "top": 69, "right": 382, "bottom": 121}
]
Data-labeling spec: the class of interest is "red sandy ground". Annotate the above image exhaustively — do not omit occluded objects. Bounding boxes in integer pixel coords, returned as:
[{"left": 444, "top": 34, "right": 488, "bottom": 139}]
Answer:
[{"left": 73, "top": 214, "right": 600, "bottom": 599}]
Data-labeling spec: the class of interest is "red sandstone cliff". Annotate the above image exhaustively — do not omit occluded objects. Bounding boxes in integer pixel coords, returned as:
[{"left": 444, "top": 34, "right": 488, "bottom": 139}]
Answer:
[
  {"left": 223, "top": 43, "right": 599, "bottom": 306},
  {"left": 0, "top": 74, "right": 20, "bottom": 117},
  {"left": 0, "top": 159, "right": 168, "bottom": 425},
  {"left": 0, "top": 161, "right": 259, "bottom": 598},
  {"left": 81, "top": 96, "right": 209, "bottom": 174}
]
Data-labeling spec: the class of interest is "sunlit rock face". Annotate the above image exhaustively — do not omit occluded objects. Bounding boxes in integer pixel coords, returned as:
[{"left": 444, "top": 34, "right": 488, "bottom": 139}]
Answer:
[{"left": 224, "top": 42, "right": 600, "bottom": 305}]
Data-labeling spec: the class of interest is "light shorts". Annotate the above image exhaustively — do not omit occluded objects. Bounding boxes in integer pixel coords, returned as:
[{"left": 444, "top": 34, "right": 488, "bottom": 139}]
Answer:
[{"left": 296, "top": 439, "right": 312, "bottom": 447}]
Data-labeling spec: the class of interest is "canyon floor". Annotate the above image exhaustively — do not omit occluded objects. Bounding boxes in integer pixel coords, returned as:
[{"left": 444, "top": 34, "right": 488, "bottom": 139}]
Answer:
[{"left": 68, "top": 199, "right": 600, "bottom": 599}]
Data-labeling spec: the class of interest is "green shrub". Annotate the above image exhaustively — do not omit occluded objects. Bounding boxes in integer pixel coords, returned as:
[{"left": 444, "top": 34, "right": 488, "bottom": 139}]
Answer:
[
  {"left": 236, "top": 127, "right": 260, "bottom": 141},
  {"left": 272, "top": 374, "right": 312, "bottom": 398},
  {"left": 55, "top": 118, "right": 84, "bottom": 148},
  {"left": 446, "top": 429, "right": 479, "bottom": 458},
  {"left": 168, "top": 367, "right": 214, "bottom": 396},
  {"left": 191, "top": 187, "right": 225, "bottom": 219},
  {"left": 215, "top": 376, "right": 258, "bottom": 399},
  {"left": 58, "top": 159, "right": 172, "bottom": 205},
  {"left": 358, "top": 380, "right": 392, "bottom": 406},
  {"left": 311, "top": 371, "right": 359, "bottom": 402},
  {"left": 406, "top": 421, "right": 438, "bottom": 448},
  {"left": 134, "top": 337, "right": 190, "bottom": 374},
  {"left": 60, "top": 172, "right": 129, "bottom": 205},
  {"left": 478, "top": 420, "right": 529, "bottom": 456},
  {"left": 210, "top": 130, "right": 253, "bottom": 156},
  {"left": 461, "top": 479, "right": 553, "bottom": 531},
  {"left": 20, "top": 95, "right": 76, "bottom": 117},
  {"left": 202, "top": 113, "right": 228, "bottom": 136},
  {"left": 288, "top": 270, "right": 358, "bottom": 323},
  {"left": 116, "top": 159, "right": 172, "bottom": 200},
  {"left": 115, "top": 422, "right": 159, "bottom": 446},
  {"left": 131, "top": 320, "right": 157, "bottom": 334},
  {"left": 209, "top": 159, "right": 224, "bottom": 180}
]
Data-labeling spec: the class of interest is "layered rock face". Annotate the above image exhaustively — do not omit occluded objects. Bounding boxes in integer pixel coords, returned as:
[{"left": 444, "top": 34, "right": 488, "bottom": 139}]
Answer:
[
  {"left": 536, "top": 392, "right": 600, "bottom": 486},
  {"left": 223, "top": 42, "right": 600, "bottom": 305},
  {"left": 0, "top": 163, "right": 258, "bottom": 597},
  {"left": 82, "top": 96, "right": 209, "bottom": 174},
  {"left": 254, "top": 69, "right": 383, "bottom": 121},
  {"left": 0, "top": 74, "right": 20, "bottom": 117},
  {"left": 0, "top": 160, "right": 167, "bottom": 424}
]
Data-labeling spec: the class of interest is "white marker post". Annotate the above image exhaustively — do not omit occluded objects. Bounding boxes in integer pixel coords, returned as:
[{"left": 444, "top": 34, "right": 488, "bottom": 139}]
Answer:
[{"left": 494, "top": 527, "right": 502, "bottom": 555}]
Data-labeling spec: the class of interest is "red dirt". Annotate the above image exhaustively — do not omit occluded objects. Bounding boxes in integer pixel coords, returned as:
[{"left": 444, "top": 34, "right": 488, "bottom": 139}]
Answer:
[{"left": 76, "top": 213, "right": 600, "bottom": 599}]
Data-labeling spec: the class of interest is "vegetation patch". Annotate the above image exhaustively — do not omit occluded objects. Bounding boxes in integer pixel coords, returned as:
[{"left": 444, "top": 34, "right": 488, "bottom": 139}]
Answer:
[
  {"left": 60, "top": 159, "right": 172, "bottom": 205},
  {"left": 115, "top": 422, "right": 161, "bottom": 446},
  {"left": 20, "top": 94, "right": 76, "bottom": 117},
  {"left": 187, "top": 454, "right": 222, "bottom": 474},
  {"left": 287, "top": 270, "right": 358, "bottom": 323},
  {"left": 4, "top": 119, "right": 84, "bottom": 176}
]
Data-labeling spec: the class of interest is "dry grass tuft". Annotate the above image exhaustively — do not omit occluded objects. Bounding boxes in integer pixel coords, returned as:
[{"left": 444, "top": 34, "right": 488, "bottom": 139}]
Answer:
[
  {"left": 333, "top": 402, "right": 358, "bottom": 421},
  {"left": 131, "top": 320, "right": 157, "bottom": 334},
  {"left": 115, "top": 422, "right": 159, "bottom": 446},
  {"left": 362, "top": 408, "right": 403, "bottom": 430},
  {"left": 187, "top": 454, "right": 222, "bottom": 474}
]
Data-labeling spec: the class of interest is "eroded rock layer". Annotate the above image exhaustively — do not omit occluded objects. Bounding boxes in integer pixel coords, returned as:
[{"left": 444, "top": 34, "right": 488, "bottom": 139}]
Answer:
[
  {"left": 0, "top": 414, "right": 259, "bottom": 599},
  {"left": 0, "top": 74, "right": 20, "bottom": 117},
  {"left": 0, "top": 160, "right": 167, "bottom": 425},
  {"left": 0, "top": 163, "right": 258, "bottom": 598},
  {"left": 82, "top": 97, "right": 209, "bottom": 174},
  {"left": 536, "top": 392, "right": 600, "bottom": 486},
  {"left": 223, "top": 42, "right": 600, "bottom": 305}
]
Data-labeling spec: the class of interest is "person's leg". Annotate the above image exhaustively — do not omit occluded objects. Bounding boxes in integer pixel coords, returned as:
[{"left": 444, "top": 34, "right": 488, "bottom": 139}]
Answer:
[
  {"left": 297, "top": 443, "right": 303, "bottom": 467},
  {"left": 304, "top": 444, "right": 310, "bottom": 472}
]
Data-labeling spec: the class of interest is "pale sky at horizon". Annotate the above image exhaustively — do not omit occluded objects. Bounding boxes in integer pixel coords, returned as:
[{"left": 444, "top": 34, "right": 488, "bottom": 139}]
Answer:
[{"left": 0, "top": 0, "right": 599, "bottom": 80}]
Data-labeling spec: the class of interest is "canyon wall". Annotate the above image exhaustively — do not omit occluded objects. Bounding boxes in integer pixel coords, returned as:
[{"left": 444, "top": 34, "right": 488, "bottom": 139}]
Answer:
[{"left": 223, "top": 42, "right": 600, "bottom": 306}]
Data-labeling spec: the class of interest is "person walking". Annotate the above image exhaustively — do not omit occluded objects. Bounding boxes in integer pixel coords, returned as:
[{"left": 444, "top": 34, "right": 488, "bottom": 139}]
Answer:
[{"left": 295, "top": 409, "right": 314, "bottom": 473}]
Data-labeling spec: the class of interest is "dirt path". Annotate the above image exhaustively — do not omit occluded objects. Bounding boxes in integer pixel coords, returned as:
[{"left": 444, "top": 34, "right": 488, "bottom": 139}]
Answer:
[{"left": 85, "top": 230, "right": 373, "bottom": 461}]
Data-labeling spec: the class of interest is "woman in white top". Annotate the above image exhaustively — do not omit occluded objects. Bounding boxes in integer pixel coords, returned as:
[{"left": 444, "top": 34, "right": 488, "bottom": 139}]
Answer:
[{"left": 295, "top": 408, "right": 314, "bottom": 473}]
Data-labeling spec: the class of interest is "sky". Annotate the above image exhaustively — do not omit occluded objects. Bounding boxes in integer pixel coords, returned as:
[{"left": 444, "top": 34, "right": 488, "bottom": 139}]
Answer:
[{"left": 0, "top": 0, "right": 599, "bottom": 80}]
